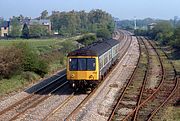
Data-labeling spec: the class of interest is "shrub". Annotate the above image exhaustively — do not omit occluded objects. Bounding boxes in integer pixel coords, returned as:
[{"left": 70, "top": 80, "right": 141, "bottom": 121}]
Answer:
[
  {"left": 77, "top": 34, "right": 97, "bottom": 46},
  {"left": 61, "top": 41, "right": 77, "bottom": 55},
  {"left": 96, "top": 28, "right": 111, "bottom": 39},
  {"left": 15, "top": 42, "right": 48, "bottom": 77},
  {"left": 0, "top": 47, "right": 22, "bottom": 78},
  {"left": 21, "top": 71, "right": 40, "bottom": 82}
]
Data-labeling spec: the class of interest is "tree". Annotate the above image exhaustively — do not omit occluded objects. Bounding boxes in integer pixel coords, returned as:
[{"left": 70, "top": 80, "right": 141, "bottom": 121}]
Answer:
[
  {"left": 171, "top": 27, "right": 180, "bottom": 50},
  {"left": 41, "top": 10, "right": 48, "bottom": 19},
  {"left": 49, "top": 9, "right": 115, "bottom": 37},
  {"left": 9, "top": 17, "right": 21, "bottom": 37},
  {"left": 77, "top": 34, "right": 97, "bottom": 46},
  {"left": 96, "top": 28, "right": 111, "bottom": 39},
  {"left": 22, "top": 23, "right": 29, "bottom": 38},
  {"left": 150, "top": 21, "right": 173, "bottom": 45},
  {"left": 29, "top": 23, "right": 49, "bottom": 38}
]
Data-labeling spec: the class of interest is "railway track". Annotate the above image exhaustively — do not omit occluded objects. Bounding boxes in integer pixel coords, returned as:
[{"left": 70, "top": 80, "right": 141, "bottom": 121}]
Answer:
[
  {"left": 67, "top": 31, "right": 132, "bottom": 120},
  {"left": 126, "top": 37, "right": 165, "bottom": 121},
  {"left": 107, "top": 36, "right": 149, "bottom": 121},
  {"left": 118, "top": 37, "right": 178, "bottom": 121},
  {"left": 0, "top": 74, "right": 68, "bottom": 121},
  {"left": 145, "top": 38, "right": 178, "bottom": 121},
  {"left": 42, "top": 30, "right": 132, "bottom": 121},
  {"left": 0, "top": 30, "right": 133, "bottom": 121}
]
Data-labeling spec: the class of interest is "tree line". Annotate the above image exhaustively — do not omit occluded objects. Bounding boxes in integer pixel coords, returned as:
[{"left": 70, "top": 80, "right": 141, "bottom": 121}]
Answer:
[
  {"left": 135, "top": 20, "right": 180, "bottom": 52},
  {"left": 0, "top": 9, "right": 115, "bottom": 39},
  {"left": 48, "top": 9, "right": 115, "bottom": 38}
]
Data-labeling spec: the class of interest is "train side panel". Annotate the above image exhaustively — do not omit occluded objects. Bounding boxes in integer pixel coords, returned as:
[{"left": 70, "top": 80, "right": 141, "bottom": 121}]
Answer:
[{"left": 99, "top": 43, "right": 119, "bottom": 77}]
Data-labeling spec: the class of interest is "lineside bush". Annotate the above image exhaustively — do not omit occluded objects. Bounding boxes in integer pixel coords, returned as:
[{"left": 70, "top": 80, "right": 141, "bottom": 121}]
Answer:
[
  {"left": 15, "top": 42, "right": 48, "bottom": 77},
  {"left": 0, "top": 47, "right": 22, "bottom": 79}
]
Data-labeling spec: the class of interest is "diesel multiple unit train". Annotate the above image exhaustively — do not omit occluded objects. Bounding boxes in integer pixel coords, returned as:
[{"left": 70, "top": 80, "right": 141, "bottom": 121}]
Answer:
[{"left": 67, "top": 39, "right": 120, "bottom": 88}]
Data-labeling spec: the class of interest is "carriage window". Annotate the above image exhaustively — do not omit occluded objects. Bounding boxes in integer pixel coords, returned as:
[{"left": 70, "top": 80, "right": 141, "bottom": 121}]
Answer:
[
  {"left": 87, "top": 58, "right": 96, "bottom": 71},
  {"left": 69, "top": 58, "right": 77, "bottom": 71}
]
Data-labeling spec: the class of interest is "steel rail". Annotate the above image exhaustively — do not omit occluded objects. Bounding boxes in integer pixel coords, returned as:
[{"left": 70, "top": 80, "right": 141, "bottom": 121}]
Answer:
[
  {"left": 107, "top": 35, "right": 140, "bottom": 121},
  {"left": 9, "top": 81, "right": 68, "bottom": 121},
  {"left": 123, "top": 39, "right": 178, "bottom": 121},
  {"left": 132, "top": 37, "right": 150, "bottom": 121}
]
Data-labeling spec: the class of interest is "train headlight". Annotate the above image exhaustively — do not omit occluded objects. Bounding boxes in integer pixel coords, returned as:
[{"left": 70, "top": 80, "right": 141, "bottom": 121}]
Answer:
[
  {"left": 89, "top": 75, "right": 94, "bottom": 80},
  {"left": 71, "top": 74, "right": 75, "bottom": 78}
]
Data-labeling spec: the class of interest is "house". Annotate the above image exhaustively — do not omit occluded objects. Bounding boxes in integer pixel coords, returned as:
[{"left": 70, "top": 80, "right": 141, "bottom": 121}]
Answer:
[
  {"left": 147, "top": 23, "right": 157, "bottom": 30},
  {"left": 29, "top": 19, "right": 51, "bottom": 33},
  {"left": 0, "top": 21, "right": 10, "bottom": 37},
  {"left": 0, "top": 18, "right": 52, "bottom": 37}
]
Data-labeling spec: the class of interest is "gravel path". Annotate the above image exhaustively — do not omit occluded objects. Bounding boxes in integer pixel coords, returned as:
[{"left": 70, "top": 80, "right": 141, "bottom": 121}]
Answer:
[{"left": 73, "top": 36, "right": 139, "bottom": 121}]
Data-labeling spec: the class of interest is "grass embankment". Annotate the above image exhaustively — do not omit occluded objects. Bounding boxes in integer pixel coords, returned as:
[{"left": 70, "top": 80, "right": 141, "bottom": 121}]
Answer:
[
  {"left": 0, "top": 34, "right": 94, "bottom": 98},
  {"left": 0, "top": 73, "right": 40, "bottom": 97}
]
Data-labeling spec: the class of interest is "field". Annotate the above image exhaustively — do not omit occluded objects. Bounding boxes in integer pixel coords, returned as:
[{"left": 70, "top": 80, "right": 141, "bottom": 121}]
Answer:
[{"left": 0, "top": 35, "right": 83, "bottom": 49}]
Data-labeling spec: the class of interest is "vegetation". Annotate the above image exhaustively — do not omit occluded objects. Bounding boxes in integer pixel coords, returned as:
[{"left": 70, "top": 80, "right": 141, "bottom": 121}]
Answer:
[
  {"left": 134, "top": 20, "right": 180, "bottom": 57},
  {"left": 2, "top": 9, "right": 114, "bottom": 39},
  {"left": 96, "top": 28, "right": 112, "bottom": 39},
  {"left": 29, "top": 24, "right": 49, "bottom": 38},
  {"left": 0, "top": 9, "right": 115, "bottom": 97},
  {"left": 170, "top": 26, "right": 180, "bottom": 50},
  {"left": 49, "top": 9, "right": 115, "bottom": 37},
  {"left": 77, "top": 34, "right": 97, "bottom": 46},
  {"left": 0, "top": 46, "right": 22, "bottom": 79},
  {"left": 9, "top": 18, "right": 21, "bottom": 37},
  {"left": 22, "top": 23, "right": 29, "bottom": 39},
  {"left": 116, "top": 18, "right": 157, "bottom": 30}
]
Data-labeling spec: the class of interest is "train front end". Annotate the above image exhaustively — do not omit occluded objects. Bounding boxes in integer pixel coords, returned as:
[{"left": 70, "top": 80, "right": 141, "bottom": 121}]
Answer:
[{"left": 67, "top": 56, "right": 99, "bottom": 88}]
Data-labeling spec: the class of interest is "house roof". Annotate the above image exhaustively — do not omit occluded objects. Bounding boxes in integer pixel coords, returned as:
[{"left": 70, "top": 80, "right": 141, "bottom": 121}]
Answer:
[{"left": 29, "top": 19, "right": 51, "bottom": 25}]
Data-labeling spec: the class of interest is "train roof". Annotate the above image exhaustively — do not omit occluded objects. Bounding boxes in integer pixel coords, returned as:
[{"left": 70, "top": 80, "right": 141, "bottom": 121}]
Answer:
[{"left": 68, "top": 39, "right": 120, "bottom": 57}]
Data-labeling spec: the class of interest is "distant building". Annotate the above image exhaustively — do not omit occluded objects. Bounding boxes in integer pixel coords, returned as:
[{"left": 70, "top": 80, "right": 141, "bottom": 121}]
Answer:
[
  {"left": 0, "top": 21, "right": 10, "bottom": 37},
  {"left": 147, "top": 23, "right": 157, "bottom": 30},
  {"left": 0, "top": 18, "right": 52, "bottom": 37},
  {"left": 29, "top": 19, "right": 52, "bottom": 33}
]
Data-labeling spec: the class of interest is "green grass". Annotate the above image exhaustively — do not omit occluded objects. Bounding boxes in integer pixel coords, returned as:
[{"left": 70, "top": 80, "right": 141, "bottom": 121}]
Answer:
[
  {"left": 0, "top": 75, "right": 32, "bottom": 97},
  {"left": 173, "top": 60, "right": 180, "bottom": 73},
  {"left": 161, "top": 106, "right": 180, "bottom": 121},
  {"left": 48, "top": 60, "right": 65, "bottom": 73},
  {"left": 0, "top": 34, "right": 92, "bottom": 55},
  {"left": 0, "top": 34, "right": 92, "bottom": 47}
]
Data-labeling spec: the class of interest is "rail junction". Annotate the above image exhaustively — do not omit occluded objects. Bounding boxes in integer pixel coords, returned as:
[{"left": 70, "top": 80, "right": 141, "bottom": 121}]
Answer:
[{"left": 0, "top": 30, "right": 179, "bottom": 121}]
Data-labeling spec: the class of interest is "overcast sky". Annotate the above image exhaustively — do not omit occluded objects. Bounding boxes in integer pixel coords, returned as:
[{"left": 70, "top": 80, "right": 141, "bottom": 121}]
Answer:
[{"left": 0, "top": 0, "right": 179, "bottom": 20}]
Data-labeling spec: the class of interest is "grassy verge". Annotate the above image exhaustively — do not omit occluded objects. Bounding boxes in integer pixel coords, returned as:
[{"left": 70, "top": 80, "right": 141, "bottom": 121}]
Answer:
[
  {"left": 0, "top": 34, "right": 94, "bottom": 47},
  {"left": 161, "top": 107, "right": 180, "bottom": 121},
  {"left": 0, "top": 74, "right": 40, "bottom": 97}
]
